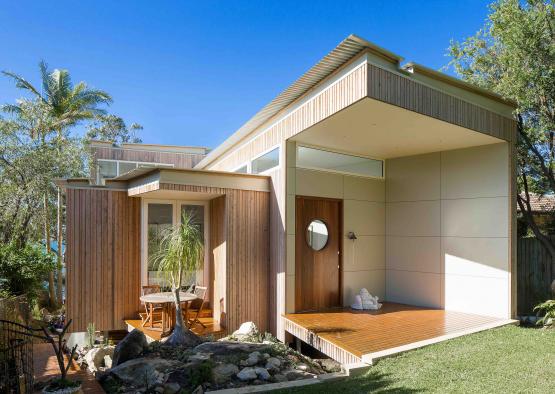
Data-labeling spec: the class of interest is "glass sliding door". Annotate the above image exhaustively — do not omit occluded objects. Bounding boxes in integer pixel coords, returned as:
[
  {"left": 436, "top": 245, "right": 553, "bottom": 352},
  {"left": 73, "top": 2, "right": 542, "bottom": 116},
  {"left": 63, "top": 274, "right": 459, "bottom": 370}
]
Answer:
[
  {"left": 143, "top": 200, "right": 208, "bottom": 289},
  {"left": 147, "top": 203, "right": 173, "bottom": 287}
]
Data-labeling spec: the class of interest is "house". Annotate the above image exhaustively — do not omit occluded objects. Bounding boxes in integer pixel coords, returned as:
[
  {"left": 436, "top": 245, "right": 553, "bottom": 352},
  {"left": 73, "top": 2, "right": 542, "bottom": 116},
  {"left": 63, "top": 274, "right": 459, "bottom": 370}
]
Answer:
[
  {"left": 58, "top": 35, "right": 518, "bottom": 365},
  {"left": 518, "top": 192, "right": 555, "bottom": 235}
]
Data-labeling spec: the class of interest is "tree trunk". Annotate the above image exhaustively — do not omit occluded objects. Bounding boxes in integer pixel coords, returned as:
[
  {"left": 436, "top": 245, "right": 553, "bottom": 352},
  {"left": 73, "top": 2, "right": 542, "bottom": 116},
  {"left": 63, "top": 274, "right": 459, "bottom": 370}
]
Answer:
[
  {"left": 165, "top": 287, "right": 201, "bottom": 347},
  {"left": 56, "top": 187, "right": 64, "bottom": 305},
  {"left": 44, "top": 192, "right": 57, "bottom": 308}
]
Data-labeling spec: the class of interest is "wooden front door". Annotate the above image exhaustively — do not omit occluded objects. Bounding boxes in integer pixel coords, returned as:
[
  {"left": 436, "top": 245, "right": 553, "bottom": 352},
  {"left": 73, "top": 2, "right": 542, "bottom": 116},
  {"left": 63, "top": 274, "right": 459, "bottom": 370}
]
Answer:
[{"left": 295, "top": 196, "right": 342, "bottom": 312}]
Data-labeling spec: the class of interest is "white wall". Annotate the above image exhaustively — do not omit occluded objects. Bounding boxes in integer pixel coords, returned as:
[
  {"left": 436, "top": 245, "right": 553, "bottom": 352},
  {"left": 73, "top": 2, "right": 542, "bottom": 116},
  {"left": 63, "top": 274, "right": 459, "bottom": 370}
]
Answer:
[
  {"left": 385, "top": 143, "right": 510, "bottom": 318},
  {"left": 286, "top": 142, "right": 386, "bottom": 311}
]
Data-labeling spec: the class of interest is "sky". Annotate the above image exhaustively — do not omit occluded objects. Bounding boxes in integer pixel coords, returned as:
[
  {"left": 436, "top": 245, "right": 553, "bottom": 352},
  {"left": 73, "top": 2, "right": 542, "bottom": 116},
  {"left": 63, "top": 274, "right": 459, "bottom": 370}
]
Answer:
[{"left": 0, "top": 1, "right": 493, "bottom": 149}]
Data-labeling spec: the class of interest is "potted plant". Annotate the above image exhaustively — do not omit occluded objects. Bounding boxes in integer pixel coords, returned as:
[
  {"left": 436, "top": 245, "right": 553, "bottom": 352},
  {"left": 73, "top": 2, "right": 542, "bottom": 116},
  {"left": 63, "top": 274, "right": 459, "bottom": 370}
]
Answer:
[
  {"left": 150, "top": 211, "right": 204, "bottom": 346},
  {"left": 40, "top": 319, "right": 82, "bottom": 393}
]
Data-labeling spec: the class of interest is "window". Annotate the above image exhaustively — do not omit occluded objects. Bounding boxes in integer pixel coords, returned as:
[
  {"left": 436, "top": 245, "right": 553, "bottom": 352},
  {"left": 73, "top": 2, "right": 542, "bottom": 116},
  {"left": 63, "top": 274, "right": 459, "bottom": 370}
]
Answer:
[
  {"left": 234, "top": 165, "right": 248, "bottom": 174},
  {"left": 97, "top": 160, "right": 117, "bottom": 181},
  {"left": 96, "top": 160, "right": 174, "bottom": 184},
  {"left": 119, "top": 161, "right": 138, "bottom": 175},
  {"left": 297, "top": 146, "right": 383, "bottom": 178},
  {"left": 251, "top": 147, "right": 279, "bottom": 174},
  {"left": 147, "top": 203, "right": 173, "bottom": 287},
  {"left": 143, "top": 200, "right": 208, "bottom": 288}
]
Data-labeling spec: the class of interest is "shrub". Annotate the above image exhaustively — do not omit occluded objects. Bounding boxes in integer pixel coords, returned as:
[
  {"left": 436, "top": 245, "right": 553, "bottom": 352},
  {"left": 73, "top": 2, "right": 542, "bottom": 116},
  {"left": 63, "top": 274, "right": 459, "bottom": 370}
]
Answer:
[
  {"left": 0, "top": 242, "right": 55, "bottom": 304},
  {"left": 533, "top": 300, "right": 555, "bottom": 327}
]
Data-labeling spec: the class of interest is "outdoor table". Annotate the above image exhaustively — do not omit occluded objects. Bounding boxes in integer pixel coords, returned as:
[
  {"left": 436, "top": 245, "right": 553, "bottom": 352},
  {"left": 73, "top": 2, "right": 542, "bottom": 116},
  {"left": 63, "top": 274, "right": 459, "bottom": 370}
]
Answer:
[{"left": 139, "top": 291, "right": 198, "bottom": 334}]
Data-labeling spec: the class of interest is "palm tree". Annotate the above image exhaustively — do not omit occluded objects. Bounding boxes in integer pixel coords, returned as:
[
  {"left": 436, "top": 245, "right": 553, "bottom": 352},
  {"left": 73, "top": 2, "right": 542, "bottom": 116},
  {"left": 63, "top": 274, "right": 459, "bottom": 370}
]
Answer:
[
  {"left": 2, "top": 61, "right": 112, "bottom": 306},
  {"left": 151, "top": 212, "right": 204, "bottom": 346}
]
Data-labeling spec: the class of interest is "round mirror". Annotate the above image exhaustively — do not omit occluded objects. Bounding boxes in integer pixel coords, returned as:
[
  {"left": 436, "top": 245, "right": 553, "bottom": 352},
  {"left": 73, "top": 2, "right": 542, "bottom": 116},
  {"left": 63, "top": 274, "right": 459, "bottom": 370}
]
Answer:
[{"left": 306, "top": 219, "right": 329, "bottom": 251}]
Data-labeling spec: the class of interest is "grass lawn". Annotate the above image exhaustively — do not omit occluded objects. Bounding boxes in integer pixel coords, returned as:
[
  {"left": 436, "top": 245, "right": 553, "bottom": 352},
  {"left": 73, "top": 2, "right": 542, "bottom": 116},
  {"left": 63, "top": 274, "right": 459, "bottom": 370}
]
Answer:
[{"left": 279, "top": 325, "right": 555, "bottom": 393}]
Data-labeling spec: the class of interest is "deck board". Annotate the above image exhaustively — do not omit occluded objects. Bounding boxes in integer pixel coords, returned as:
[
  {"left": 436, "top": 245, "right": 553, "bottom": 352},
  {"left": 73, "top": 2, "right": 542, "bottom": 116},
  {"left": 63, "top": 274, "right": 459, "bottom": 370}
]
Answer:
[
  {"left": 284, "top": 303, "right": 513, "bottom": 362},
  {"left": 125, "top": 317, "right": 226, "bottom": 342}
]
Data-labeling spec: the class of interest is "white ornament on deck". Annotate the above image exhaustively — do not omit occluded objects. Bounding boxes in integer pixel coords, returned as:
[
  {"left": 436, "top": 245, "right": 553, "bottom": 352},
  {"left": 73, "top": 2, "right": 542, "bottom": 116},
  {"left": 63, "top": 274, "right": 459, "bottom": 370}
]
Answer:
[{"left": 352, "top": 288, "right": 382, "bottom": 310}]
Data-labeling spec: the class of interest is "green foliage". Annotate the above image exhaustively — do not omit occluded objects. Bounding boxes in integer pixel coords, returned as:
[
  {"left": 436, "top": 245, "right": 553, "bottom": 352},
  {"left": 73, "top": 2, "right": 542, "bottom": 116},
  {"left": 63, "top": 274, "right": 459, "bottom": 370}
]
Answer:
[
  {"left": 85, "top": 114, "right": 143, "bottom": 144},
  {"left": 534, "top": 299, "right": 555, "bottom": 326},
  {"left": 448, "top": 0, "right": 555, "bottom": 245},
  {"left": 87, "top": 322, "right": 96, "bottom": 348},
  {"left": 0, "top": 242, "right": 55, "bottom": 302}
]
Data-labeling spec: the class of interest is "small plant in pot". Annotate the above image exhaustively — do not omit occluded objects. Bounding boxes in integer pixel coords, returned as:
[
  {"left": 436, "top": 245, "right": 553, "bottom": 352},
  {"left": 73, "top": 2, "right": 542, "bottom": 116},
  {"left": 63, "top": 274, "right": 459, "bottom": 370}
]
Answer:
[{"left": 41, "top": 319, "right": 82, "bottom": 393}]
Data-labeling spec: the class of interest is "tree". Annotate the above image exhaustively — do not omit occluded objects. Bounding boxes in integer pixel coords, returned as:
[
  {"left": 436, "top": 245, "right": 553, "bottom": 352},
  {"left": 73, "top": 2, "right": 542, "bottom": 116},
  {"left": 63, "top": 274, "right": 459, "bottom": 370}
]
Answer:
[
  {"left": 449, "top": 0, "right": 555, "bottom": 268},
  {"left": 151, "top": 212, "right": 204, "bottom": 347},
  {"left": 2, "top": 61, "right": 112, "bottom": 307},
  {"left": 85, "top": 114, "right": 143, "bottom": 144}
]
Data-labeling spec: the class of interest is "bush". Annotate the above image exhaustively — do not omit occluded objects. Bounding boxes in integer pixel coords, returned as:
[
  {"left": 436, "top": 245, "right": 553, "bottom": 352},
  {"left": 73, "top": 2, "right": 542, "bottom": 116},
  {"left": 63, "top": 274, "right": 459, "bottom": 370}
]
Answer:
[
  {"left": 0, "top": 242, "right": 56, "bottom": 303},
  {"left": 534, "top": 299, "right": 555, "bottom": 327}
]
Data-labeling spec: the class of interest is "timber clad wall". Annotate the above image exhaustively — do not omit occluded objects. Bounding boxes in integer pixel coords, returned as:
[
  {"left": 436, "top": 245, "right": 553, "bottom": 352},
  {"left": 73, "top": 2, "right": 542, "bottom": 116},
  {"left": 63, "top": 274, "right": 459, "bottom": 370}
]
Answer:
[
  {"left": 92, "top": 146, "right": 206, "bottom": 168},
  {"left": 66, "top": 189, "right": 141, "bottom": 332},
  {"left": 366, "top": 64, "right": 515, "bottom": 142}
]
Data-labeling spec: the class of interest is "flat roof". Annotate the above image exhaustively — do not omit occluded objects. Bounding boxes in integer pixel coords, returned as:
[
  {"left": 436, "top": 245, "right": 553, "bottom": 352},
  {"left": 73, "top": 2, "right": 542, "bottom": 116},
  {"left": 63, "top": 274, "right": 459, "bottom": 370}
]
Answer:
[
  {"left": 196, "top": 34, "right": 516, "bottom": 169},
  {"left": 88, "top": 140, "right": 210, "bottom": 154}
]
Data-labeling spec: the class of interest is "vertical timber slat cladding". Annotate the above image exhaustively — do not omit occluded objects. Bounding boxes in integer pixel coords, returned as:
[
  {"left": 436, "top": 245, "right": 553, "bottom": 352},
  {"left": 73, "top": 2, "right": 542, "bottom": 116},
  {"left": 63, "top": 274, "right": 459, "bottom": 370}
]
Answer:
[
  {"left": 91, "top": 146, "right": 206, "bottom": 168},
  {"left": 66, "top": 189, "right": 141, "bottom": 332},
  {"left": 161, "top": 183, "right": 270, "bottom": 332},
  {"left": 365, "top": 64, "right": 515, "bottom": 142},
  {"left": 210, "top": 196, "right": 226, "bottom": 327}
]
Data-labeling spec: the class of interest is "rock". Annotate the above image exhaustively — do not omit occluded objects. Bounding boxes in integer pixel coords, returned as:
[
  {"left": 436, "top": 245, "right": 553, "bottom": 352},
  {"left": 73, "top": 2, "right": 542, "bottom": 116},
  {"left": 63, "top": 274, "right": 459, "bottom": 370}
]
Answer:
[
  {"left": 112, "top": 329, "right": 148, "bottom": 366},
  {"left": 296, "top": 363, "right": 308, "bottom": 371},
  {"left": 262, "top": 353, "right": 270, "bottom": 360},
  {"left": 233, "top": 322, "right": 259, "bottom": 340},
  {"left": 273, "top": 374, "right": 288, "bottom": 383},
  {"left": 243, "top": 351, "right": 261, "bottom": 366},
  {"left": 154, "top": 386, "right": 164, "bottom": 393},
  {"left": 188, "top": 353, "right": 211, "bottom": 362},
  {"left": 211, "top": 363, "right": 239, "bottom": 384},
  {"left": 104, "top": 355, "right": 112, "bottom": 369},
  {"left": 237, "top": 367, "right": 258, "bottom": 381},
  {"left": 318, "top": 358, "right": 342, "bottom": 373},
  {"left": 265, "top": 357, "right": 281, "bottom": 372},
  {"left": 83, "top": 346, "right": 114, "bottom": 372},
  {"left": 193, "top": 341, "right": 270, "bottom": 356},
  {"left": 163, "top": 382, "right": 181, "bottom": 394},
  {"left": 254, "top": 367, "right": 271, "bottom": 381},
  {"left": 192, "top": 386, "right": 204, "bottom": 394},
  {"left": 285, "top": 370, "right": 306, "bottom": 381},
  {"left": 109, "top": 358, "right": 183, "bottom": 386}
]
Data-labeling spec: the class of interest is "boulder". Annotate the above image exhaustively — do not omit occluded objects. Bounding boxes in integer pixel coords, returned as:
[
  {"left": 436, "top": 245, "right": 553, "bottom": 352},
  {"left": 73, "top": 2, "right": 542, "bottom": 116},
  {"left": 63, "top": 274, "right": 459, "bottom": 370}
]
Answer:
[
  {"left": 163, "top": 382, "right": 181, "bottom": 394},
  {"left": 193, "top": 341, "right": 270, "bottom": 356},
  {"left": 242, "top": 351, "right": 261, "bottom": 366},
  {"left": 104, "top": 355, "right": 112, "bottom": 369},
  {"left": 254, "top": 367, "right": 271, "bottom": 381},
  {"left": 318, "top": 358, "right": 342, "bottom": 373},
  {"left": 265, "top": 357, "right": 281, "bottom": 372},
  {"left": 211, "top": 363, "right": 239, "bottom": 385},
  {"left": 237, "top": 367, "right": 257, "bottom": 381},
  {"left": 112, "top": 329, "right": 148, "bottom": 366},
  {"left": 273, "top": 374, "right": 288, "bottom": 383},
  {"left": 84, "top": 346, "right": 114, "bottom": 372},
  {"left": 109, "top": 358, "right": 182, "bottom": 386},
  {"left": 231, "top": 322, "right": 259, "bottom": 341}
]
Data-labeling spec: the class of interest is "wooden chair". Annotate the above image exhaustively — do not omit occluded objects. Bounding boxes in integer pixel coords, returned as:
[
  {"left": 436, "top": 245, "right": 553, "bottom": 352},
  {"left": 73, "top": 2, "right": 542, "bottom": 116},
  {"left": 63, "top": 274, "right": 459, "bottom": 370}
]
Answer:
[
  {"left": 139, "top": 285, "right": 163, "bottom": 327},
  {"left": 184, "top": 286, "right": 207, "bottom": 328}
]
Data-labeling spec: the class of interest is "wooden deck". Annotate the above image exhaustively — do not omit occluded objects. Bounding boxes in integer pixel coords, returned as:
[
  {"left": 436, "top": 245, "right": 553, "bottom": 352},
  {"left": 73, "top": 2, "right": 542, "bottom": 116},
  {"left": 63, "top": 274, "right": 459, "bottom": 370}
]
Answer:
[
  {"left": 125, "top": 316, "right": 226, "bottom": 342},
  {"left": 284, "top": 302, "right": 517, "bottom": 365},
  {"left": 33, "top": 343, "right": 104, "bottom": 393}
]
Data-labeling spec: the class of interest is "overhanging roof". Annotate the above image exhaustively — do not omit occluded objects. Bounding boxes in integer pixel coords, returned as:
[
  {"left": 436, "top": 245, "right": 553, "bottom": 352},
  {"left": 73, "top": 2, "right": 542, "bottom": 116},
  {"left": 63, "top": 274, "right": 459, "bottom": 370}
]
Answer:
[{"left": 196, "top": 34, "right": 515, "bottom": 169}]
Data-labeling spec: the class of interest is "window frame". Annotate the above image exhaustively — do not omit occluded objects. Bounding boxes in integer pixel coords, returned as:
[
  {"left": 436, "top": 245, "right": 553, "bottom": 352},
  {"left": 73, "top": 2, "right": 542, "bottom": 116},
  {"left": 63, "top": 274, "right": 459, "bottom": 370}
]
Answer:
[
  {"left": 140, "top": 198, "right": 210, "bottom": 287},
  {"left": 96, "top": 159, "right": 175, "bottom": 183},
  {"left": 295, "top": 143, "right": 385, "bottom": 179},
  {"left": 250, "top": 144, "right": 281, "bottom": 175}
]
